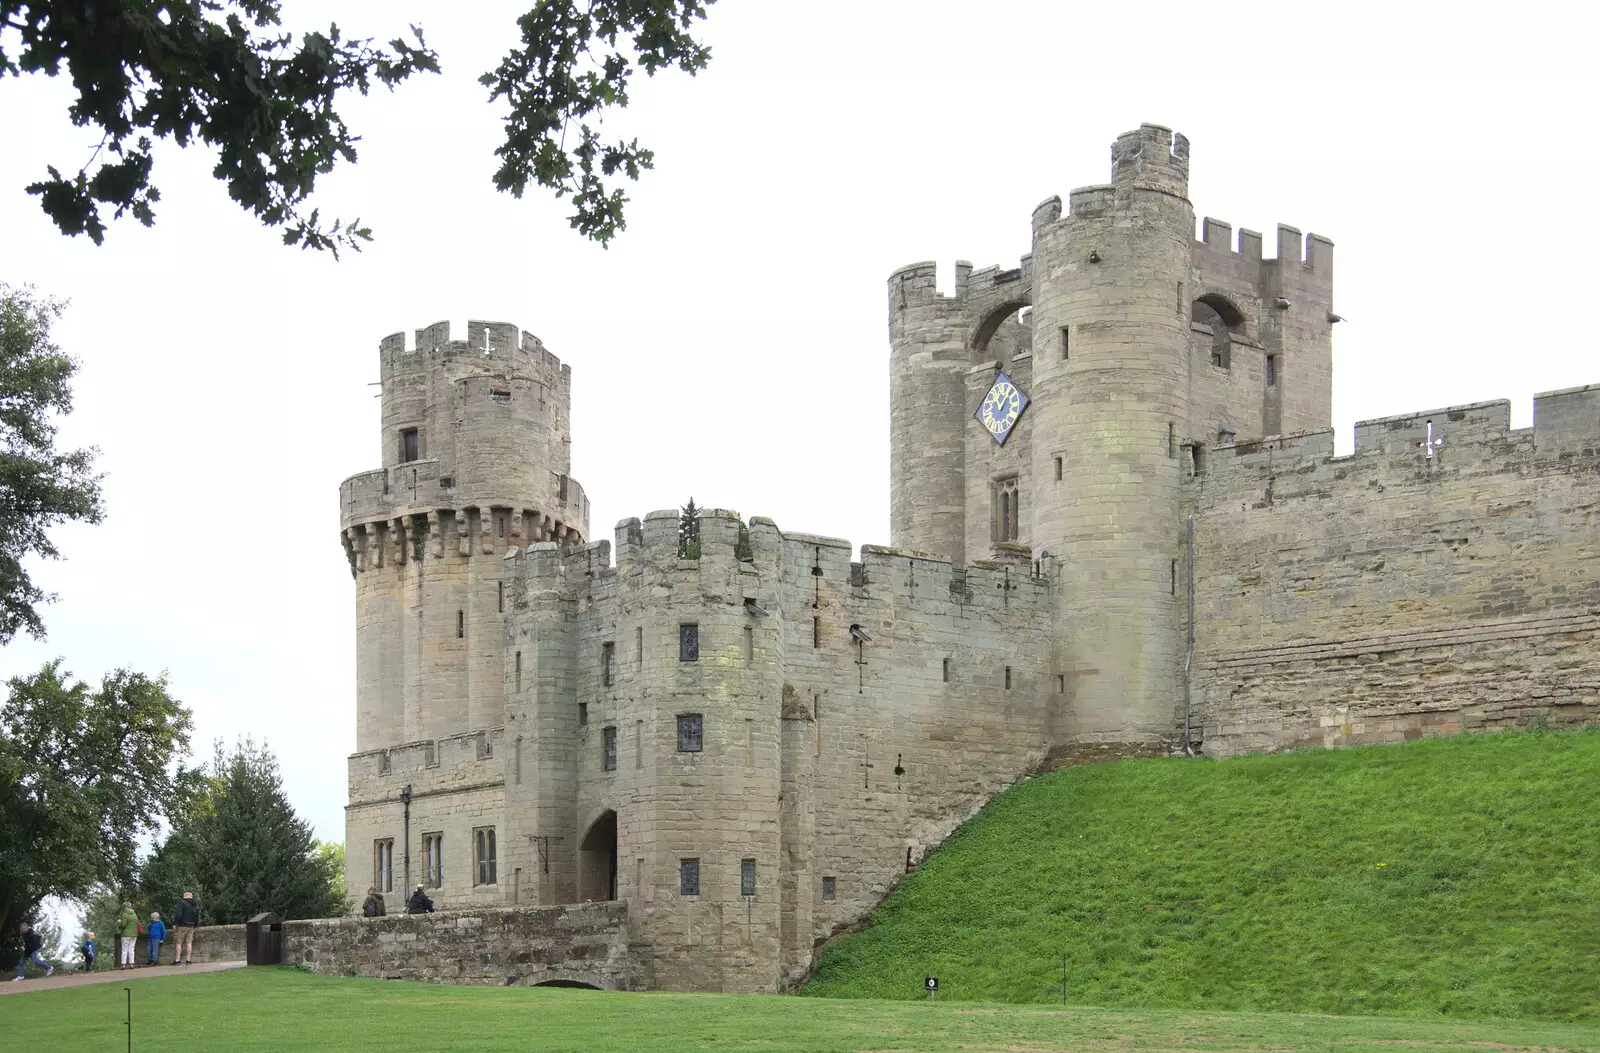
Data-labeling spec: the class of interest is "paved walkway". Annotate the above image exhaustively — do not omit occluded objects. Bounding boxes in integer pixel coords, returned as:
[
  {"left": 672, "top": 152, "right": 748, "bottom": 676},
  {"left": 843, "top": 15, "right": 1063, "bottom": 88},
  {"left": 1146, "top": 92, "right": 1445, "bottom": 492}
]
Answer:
[{"left": 0, "top": 960, "right": 245, "bottom": 995}]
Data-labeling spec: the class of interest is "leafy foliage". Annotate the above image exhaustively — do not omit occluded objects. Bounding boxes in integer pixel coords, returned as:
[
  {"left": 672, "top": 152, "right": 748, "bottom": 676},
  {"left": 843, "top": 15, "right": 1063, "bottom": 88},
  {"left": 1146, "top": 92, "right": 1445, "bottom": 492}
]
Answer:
[
  {"left": 806, "top": 729, "right": 1600, "bottom": 1021},
  {"left": 677, "top": 496, "right": 699, "bottom": 559},
  {"left": 140, "top": 739, "right": 343, "bottom": 924},
  {"left": 0, "top": 284, "right": 103, "bottom": 643},
  {"left": 481, "top": 0, "right": 714, "bottom": 245},
  {"left": 2, "top": 1, "right": 714, "bottom": 252},
  {"left": 734, "top": 519, "right": 752, "bottom": 561},
  {"left": 0, "top": 661, "right": 194, "bottom": 962}
]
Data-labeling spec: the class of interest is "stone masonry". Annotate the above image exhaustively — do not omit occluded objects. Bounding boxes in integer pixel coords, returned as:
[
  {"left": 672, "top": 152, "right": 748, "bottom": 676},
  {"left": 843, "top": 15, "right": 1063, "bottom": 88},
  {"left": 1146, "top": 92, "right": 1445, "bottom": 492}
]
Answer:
[{"left": 340, "top": 124, "right": 1600, "bottom": 995}]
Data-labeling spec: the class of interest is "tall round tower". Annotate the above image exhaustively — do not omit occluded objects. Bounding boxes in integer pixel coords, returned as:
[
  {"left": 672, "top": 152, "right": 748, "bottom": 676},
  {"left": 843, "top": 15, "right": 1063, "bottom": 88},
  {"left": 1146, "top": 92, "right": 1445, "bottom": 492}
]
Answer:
[
  {"left": 1028, "top": 125, "right": 1194, "bottom": 748},
  {"left": 339, "top": 320, "right": 590, "bottom": 751}
]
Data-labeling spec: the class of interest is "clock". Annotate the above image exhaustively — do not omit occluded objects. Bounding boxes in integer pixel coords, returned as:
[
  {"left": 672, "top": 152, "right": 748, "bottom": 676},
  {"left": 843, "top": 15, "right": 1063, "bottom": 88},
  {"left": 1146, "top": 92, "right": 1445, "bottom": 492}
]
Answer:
[{"left": 975, "top": 372, "right": 1030, "bottom": 446}]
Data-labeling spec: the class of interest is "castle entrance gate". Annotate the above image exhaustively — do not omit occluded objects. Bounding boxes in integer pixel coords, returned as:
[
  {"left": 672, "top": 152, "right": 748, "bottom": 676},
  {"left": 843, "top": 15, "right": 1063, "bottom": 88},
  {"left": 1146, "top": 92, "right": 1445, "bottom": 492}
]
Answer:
[{"left": 579, "top": 810, "right": 618, "bottom": 901}]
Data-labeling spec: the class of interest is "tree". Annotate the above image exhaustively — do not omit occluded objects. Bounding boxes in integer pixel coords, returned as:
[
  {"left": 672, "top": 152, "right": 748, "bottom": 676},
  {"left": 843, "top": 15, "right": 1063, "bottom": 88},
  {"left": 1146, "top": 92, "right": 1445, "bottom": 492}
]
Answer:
[
  {"left": 0, "top": 284, "right": 103, "bottom": 644},
  {"left": 141, "top": 739, "right": 342, "bottom": 925},
  {"left": 678, "top": 497, "right": 700, "bottom": 559},
  {"left": 314, "top": 839, "right": 348, "bottom": 914},
  {"left": 0, "top": 661, "right": 194, "bottom": 962},
  {"left": 2, "top": 1, "right": 714, "bottom": 254}
]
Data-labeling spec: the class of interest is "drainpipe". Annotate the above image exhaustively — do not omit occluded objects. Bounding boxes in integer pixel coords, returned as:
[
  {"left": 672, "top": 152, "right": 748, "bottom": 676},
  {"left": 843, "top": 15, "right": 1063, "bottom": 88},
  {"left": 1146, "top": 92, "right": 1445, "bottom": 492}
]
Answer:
[
  {"left": 400, "top": 784, "right": 413, "bottom": 893},
  {"left": 1183, "top": 515, "right": 1195, "bottom": 754}
]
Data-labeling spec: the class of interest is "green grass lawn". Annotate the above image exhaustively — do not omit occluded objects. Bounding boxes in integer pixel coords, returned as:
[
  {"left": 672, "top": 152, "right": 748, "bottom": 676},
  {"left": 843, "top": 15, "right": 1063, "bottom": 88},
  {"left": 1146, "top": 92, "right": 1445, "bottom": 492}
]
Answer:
[
  {"left": 5, "top": 968, "right": 1599, "bottom": 1052},
  {"left": 806, "top": 729, "right": 1600, "bottom": 1020}
]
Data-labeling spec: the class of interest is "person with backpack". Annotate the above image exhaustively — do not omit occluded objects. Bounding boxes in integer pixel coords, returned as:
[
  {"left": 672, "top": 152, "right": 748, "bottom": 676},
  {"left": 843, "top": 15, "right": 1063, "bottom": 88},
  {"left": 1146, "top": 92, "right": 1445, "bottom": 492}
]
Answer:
[
  {"left": 362, "top": 885, "right": 387, "bottom": 917},
  {"left": 172, "top": 891, "right": 200, "bottom": 965},
  {"left": 117, "top": 902, "right": 139, "bottom": 969},
  {"left": 146, "top": 912, "right": 166, "bottom": 966},
  {"left": 11, "top": 921, "right": 53, "bottom": 981},
  {"left": 81, "top": 931, "right": 96, "bottom": 972},
  {"left": 406, "top": 884, "right": 435, "bottom": 914}
]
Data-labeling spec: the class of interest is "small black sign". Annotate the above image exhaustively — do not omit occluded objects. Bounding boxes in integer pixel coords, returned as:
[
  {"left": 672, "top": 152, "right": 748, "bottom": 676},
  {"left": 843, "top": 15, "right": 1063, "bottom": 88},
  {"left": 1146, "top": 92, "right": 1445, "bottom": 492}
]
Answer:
[{"left": 924, "top": 976, "right": 939, "bottom": 991}]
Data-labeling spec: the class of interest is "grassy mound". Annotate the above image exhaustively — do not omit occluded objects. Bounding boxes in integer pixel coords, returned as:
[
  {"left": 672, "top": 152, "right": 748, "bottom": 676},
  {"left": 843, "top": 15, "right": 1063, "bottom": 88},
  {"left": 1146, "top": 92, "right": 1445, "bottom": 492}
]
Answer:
[{"left": 805, "top": 729, "right": 1600, "bottom": 1020}]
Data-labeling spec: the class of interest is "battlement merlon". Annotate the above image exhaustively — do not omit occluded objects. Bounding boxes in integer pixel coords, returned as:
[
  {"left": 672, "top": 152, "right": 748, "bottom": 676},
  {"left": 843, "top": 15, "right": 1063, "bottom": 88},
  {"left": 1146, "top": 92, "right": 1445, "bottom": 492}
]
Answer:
[{"left": 378, "top": 320, "right": 574, "bottom": 390}]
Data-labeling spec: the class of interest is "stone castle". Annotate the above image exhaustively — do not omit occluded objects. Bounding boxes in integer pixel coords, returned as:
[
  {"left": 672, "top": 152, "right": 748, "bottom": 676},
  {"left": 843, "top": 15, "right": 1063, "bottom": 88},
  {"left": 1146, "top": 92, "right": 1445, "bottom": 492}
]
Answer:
[{"left": 338, "top": 124, "right": 1600, "bottom": 992}]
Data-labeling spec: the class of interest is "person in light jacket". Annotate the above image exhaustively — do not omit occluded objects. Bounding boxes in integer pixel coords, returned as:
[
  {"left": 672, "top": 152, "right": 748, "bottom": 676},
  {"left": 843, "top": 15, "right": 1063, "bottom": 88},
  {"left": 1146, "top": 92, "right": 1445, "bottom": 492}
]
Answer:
[{"left": 117, "top": 902, "right": 139, "bottom": 969}]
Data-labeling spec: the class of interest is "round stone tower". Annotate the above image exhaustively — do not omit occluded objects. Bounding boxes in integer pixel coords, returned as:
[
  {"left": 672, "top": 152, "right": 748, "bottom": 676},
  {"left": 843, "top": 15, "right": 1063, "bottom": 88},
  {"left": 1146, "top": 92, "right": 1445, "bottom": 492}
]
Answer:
[
  {"left": 339, "top": 320, "right": 590, "bottom": 751},
  {"left": 1028, "top": 125, "right": 1194, "bottom": 749}
]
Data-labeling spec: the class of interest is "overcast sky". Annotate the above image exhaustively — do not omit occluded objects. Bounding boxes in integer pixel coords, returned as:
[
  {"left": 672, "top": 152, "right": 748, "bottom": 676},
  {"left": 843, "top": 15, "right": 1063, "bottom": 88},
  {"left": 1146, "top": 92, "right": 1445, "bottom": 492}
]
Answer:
[{"left": 1, "top": 1, "right": 1595, "bottom": 845}]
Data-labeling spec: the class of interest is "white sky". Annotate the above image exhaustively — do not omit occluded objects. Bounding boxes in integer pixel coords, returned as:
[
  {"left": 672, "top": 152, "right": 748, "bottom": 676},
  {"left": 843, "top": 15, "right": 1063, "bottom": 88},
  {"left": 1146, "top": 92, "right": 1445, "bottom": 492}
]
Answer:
[{"left": 1, "top": 0, "right": 1596, "bottom": 847}]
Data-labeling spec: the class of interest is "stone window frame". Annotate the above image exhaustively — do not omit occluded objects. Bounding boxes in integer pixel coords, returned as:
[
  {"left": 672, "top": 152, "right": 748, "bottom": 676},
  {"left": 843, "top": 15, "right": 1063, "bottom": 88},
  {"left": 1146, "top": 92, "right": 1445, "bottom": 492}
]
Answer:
[
  {"left": 473, "top": 826, "right": 497, "bottom": 886},
  {"left": 679, "top": 857, "right": 700, "bottom": 896},
  {"left": 422, "top": 832, "right": 444, "bottom": 888},
  {"left": 399, "top": 427, "right": 420, "bottom": 463},
  {"left": 993, "top": 476, "right": 1021, "bottom": 543},
  {"left": 677, "top": 713, "right": 703, "bottom": 753},
  {"left": 740, "top": 858, "right": 757, "bottom": 898},
  {"left": 374, "top": 838, "right": 394, "bottom": 894},
  {"left": 679, "top": 623, "right": 699, "bottom": 662},
  {"left": 602, "top": 641, "right": 617, "bottom": 687},
  {"left": 822, "top": 875, "right": 836, "bottom": 901},
  {"left": 602, "top": 725, "right": 618, "bottom": 770}
]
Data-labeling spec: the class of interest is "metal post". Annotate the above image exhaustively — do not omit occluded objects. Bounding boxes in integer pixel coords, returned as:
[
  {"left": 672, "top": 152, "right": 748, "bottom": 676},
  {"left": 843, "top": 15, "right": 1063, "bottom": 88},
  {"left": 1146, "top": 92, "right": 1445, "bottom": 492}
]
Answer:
[
  {"left": 1183, "top": 514, "right": 1195, "bottom": 753},
  {"left": 1062, "top": 953, "right": 1069, "bottom": 1006},
  {"left": 400, "top": 784, "right": 413, "bottom": 894},
  {"left": 125, "top": 987, "right": 132, "bottom": 1053}
]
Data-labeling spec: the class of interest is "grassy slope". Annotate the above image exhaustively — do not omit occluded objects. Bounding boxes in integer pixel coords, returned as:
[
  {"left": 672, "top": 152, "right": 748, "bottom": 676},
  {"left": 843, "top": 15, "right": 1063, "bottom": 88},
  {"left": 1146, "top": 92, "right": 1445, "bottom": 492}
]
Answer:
[
  {"left": 6, "top": 968, "right": 1599, "bottom": 1052},
  {"left": 806, "top": 730, "right": 1600, "bottom": 1020}
]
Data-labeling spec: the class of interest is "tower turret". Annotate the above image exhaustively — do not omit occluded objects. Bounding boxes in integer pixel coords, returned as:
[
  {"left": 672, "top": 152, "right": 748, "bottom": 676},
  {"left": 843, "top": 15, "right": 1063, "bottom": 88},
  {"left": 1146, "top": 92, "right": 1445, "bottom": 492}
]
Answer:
[
  {"left": 1029, "top": 125, "right": 1195, "bottom": 748},
  {"left": 339, "top": 320, "right": 590, "bottom": 751}
]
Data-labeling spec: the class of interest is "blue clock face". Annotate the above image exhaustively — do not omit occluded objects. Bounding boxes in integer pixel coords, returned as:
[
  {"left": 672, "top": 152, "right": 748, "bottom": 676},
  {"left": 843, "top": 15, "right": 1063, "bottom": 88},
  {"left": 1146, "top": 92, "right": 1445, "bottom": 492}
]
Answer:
[{"left": 976, "top": 372, "right": 1029, "bottom": 445}]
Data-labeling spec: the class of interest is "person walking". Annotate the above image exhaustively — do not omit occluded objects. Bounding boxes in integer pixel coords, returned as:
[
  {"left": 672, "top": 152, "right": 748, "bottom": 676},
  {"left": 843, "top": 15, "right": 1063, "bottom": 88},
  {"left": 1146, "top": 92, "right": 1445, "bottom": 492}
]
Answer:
[
  {"left": 405, "top": 884, "right": 435, "bottom": 914},
  {"left": 361, "top": 885, "right": 387, "bottom": 917},
  {"left": 81, "top": 931, "right": 96, "bottom": 972},
  {"left": 116, "top": 902, "right": 139, "bottom": 970},
  {"left": 146, "top": 912, "right": 166, "bottom": 966},
  {"left": 172, "top": 891, "right": 200, "bottom": 965},
  {"left": 12, "top": 921, "right": 53, "bottom": 981}
]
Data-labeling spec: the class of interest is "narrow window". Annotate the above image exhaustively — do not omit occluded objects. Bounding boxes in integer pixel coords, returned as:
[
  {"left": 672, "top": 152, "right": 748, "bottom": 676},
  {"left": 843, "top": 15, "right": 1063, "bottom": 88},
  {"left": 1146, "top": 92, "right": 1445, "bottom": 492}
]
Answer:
[
  {"left": 942, "top": 657, "right": 950, "bottom": 683},
  {"left": 680, "top": 858, "right": 700, "bottom": 896},
  {"left": 995, "top": 478, "right": 1020, "bottom": 542},
  {"left": 1266, "top": 354, "right": 1278, "bottom": 387},
  {"left": 1176, "top": 281, "right": 1184, "bottom": 315},
  {"left": 578, "top": 702, "right": 588, "bottom": 726},
  {"left": 1054, "top": 456, "right": 1063, "bottom": 481},
  {"left": 744, "top": 626, "right": 754, "bottom": 666},
  {"left": 602, "top": 642, "right": 616, "bottom": 687},
  {"left": 1000, "top": 490, "right": 1010, "bottom": 538},
  {"left": 514, "top": 651, "right": 522, "bottom": 693},
  {"left": 497, "top": 581, "right": 504, "bottom": 612},
  {"left": 635, "top": 626, "right": 643, "bottom": 668},
  {"left": 744, "top": 719, "right": 753, "bottom": 768},
  {"left": 374, "top": 839, "right": 394, "bottom": 893},
  {"left": 635, "top": 720, "right": 643, "bottom": 769},
  {"left": 558, "top": 475, "right": 569, "bottom": 502},
  {"left": 1168, "top": 422, "right": 1176, "bottom": 459},
  {"left": 602, "top": 725, "right": 617, "bottom": 770},
  {"left": 473, "top": 827, "right": 497, "bottom": 886},
  {"left": 423, "top": 833, "right": 444, "bottom": 888},
  {"left": 1005, "top": 666, "right": 1012, "bottom": 690},
  {"left": 814, "top": 694, "right": 822, "bottom": 757},
  {"left": 495, "top": 511, "right": 507, "bottom": 538},
  {"left": 740, "top": 858, "right": 757, "bottom": 898},
  {"left": 677, "top": 714, "right": 703, "bottom": 753},
  {"left": 813, "top": 616, "right": 821, "bottom": 649},
  {"left": 1057, "top": 674, "right": 1066, "bottom": 694},
  {"left": 456, "top": 609, "right": 465, "bottom": 639},
  {"left": 400, "top": 428, "right": 419, "bottom": 463},
  {"left": 514, "top": 735, "right": 522, "bottom": 785},
  {"left": 1171, "top": 559, "right": 1177, "bottom": 595},
  {"left": 1060, "top": 327, "right": 1069, "bottom": 360},
  {"left": 679, "top": 624, "right": 699, "bottom": 662},
  {"left": 822, "top": 875, "right": 837, "bottom": 901}
]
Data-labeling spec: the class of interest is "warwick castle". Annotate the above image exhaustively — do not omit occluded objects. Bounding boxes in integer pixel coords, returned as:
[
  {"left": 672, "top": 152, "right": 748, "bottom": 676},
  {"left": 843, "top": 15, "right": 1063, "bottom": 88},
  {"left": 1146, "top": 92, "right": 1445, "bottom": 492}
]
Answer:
[{"left": 335, "top": 124, "right": 1600, "bottom": 992}]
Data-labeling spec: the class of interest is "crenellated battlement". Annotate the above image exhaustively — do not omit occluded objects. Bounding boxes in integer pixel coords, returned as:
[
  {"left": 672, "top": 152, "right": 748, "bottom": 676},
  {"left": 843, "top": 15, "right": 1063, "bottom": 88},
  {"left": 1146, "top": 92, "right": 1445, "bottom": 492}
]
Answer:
[
  {"left": 379, "top": 319, "right": 571, "bottom": 392},
  {"left": 348, "top": 726, "right": 506, "bottom": 805},
  {"left": 1192, "top": 386, "right": 1600, "bottom": 508}
]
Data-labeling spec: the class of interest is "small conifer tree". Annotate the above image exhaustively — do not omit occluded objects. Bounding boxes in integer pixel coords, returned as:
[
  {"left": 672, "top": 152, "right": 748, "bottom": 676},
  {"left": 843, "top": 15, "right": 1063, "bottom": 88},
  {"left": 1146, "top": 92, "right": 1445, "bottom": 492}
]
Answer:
[
  {"left": 735, "top": 520, "right": 753, "bottom": 562},
  {"left": 678, "top": 498, "right": 701, "bottom": 559}
]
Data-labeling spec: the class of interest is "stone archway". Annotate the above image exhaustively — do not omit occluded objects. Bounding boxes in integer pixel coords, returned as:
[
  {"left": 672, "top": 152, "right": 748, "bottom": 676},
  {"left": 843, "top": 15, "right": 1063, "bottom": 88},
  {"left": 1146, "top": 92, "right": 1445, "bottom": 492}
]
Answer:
[{"left": 578, "top": 810, "right": 618, "bottom": 902}]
